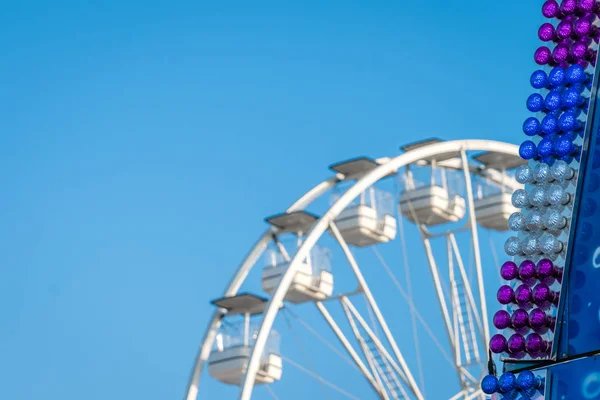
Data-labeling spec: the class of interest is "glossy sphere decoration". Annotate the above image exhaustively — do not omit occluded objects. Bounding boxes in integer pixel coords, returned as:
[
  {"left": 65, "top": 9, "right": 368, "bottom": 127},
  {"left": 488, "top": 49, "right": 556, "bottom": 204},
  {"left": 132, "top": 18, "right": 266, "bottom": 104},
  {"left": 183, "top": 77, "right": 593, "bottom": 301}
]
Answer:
[
  {"left": 539, "top": 22, "right": 556, "bottom": 41},
  {"left": 499, "top": 372, "right": 517, "bottom": 393},
  {"left": 523, "top": 117, "right": 542, "bottom": 136},
  {"left": 527, "top": 93, "right": 545, "bottom": 112},
  {"left": 529, "top": 308, "right": 550, "bottom": 330},
  {"left": 551, "top": 160, "right": 574, "bottom": 181},
  {"left": 482, "top": 375, "right": 499, "bottom": 395},
  {"left": 574, "top": 17, "right": 596, "bottom": 37},
  {"left": 553, "top": 43, "right": 570, "bottom": 63},
  {"left": 534, "top": 162, "right": 551, "bottom": 182},
  {"left": 549, "top": 66, "right": 566, "bottom": 87},
  {"left": 498, "top": 285, "right": 515, "bottom": 304},
  {"left": 520, "top": 140, "right": 538, "bottom": 160},
  {"left": 530, "top": 69, "right": 549, "bottom": 89},
  {"left": 545, "top": 89, "right": 562, "bottom": 110},
  {"left": 516, "top": 165, "right": 534, "bottom": 184},
  {"left": 505, "top": 236, "right": 523, "bottom": 256},
  {"left": 556, "top": 19, "right": 574, "bottom": 40},
  {"left": 512, "top": 309, "right": 530, "bottom": 329},
  {"left": 542, "top": 0, "right": 561, "bottom": 18},
  {"left": 501, "top": 261, "right": 519, "bottom": 280},
  {"left": 508, "top": 212, "right": 526, "bottom": 231},
  {"left": 536, "top": 46, "right": 553, "bottom": 65},
  {"left": 542, "top": 113, "right": 559, "bottom": 134},
  {"left": 508, "top": 333, "right": 527, "bottom": 354},
  {"left": 494, "top": 310, "right": 512, "bottom": 329},
  {"left": 567, "top": 64, "right": 587, "bottom": 84},
  {"left": 525, "top": 333, "right": 549, "bottom": 354},
  {"left": 516, "top": 284, "right": 533, "bottom": 305},
  {"left": 490, "top": 334, "right": 508, "bottom": 354},
  {"left": 519, "top": 260, "right": 537, "bottom": 280},
  {"left": 517, "top": 370, "right": 540, "bottom": 391},
  {"left": 537, "top": 258, "right": 555, "bottom": 280}
]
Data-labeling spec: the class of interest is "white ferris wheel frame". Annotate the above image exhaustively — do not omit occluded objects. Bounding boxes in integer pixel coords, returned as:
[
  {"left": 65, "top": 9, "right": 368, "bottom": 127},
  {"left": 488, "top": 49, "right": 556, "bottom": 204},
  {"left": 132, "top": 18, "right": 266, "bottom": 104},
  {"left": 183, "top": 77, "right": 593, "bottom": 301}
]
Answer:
[{"left": 184, "top": 139, "right": 521, "bottom": 400}]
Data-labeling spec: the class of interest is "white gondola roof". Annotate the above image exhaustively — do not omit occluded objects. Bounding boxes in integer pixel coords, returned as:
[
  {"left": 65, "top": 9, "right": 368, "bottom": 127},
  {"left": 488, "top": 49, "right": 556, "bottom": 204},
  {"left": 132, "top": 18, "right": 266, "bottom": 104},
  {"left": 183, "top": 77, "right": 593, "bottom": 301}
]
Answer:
[
  {"left": 329, "top": 156, "right": 394, "bottom": 180},
  {"left": 211, "top": 293, "right": 272, "bottom": 316},
  {"left": 400, "top": 137, "right": 460, "bottom": 162},
  {"left": 473, "top": 151, "right": 526, "bottom": 170},
  {"left": 265, "top": 210, "right": 319, "bottom": 233}
]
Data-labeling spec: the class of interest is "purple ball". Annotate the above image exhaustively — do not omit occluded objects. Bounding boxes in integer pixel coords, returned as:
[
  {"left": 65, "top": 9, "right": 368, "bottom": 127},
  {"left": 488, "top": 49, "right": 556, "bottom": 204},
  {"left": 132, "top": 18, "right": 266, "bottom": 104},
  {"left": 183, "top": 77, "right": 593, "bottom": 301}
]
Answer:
[
  {"left": 539, "top": 23, "right": 556, "bottom": 41},
  {"left": 515, "top": 284, "right": 533, "bottom": 305},
  {"left": 575, "top": 17, "right": 595, "bottom": 37},
  {"left": 519, "top": 260, "right": 537, "bottom": 280},
  {"left": 511, "top": 309, "right": 530, "bottom": 329},
  {"left": 501, "top": 261, "right": 519, "bottom": 280},
  {"left": 543, "top": 0, "right": 561, "bottom": 17},
  {"left": 553, "top": 43, "right": 570, "bottom": 63},
  {"left": 494, "top": 310, "right": 512, "bottom": 329},
  {"left": 535, "top": 46, "right": 553, "bottom": 65},
  {"left": 525, "top": 333, "right": 548, "bottom": 354},
  {"left": 572, "top": 41, "right": 589, "bottom": 59},
  {"left": 490, "top": 334, "right": 508, "bottom": 354},
  {"left": 498, "top": 285, "right": 515, "bottom": 305},
  {"left": 537, "top": 259, "right": 555, "bottom": 279},
  {"left": 508, "top": 333, "right": 526, "bottom": 354},
  {"left": 579, "top": 0, "right": 596, "bottom": 12},
  {"left": 560, "top": 0, "right": 578, "bottom": 15},
  {"left": 556, "top": 20, "right": 574, "bottom": 39},
  {"left": 533, "top": 283, "right": 552, "bottom": 305},
  {"left": 529, "top": 308, "right": 549, "bottom": 329}
]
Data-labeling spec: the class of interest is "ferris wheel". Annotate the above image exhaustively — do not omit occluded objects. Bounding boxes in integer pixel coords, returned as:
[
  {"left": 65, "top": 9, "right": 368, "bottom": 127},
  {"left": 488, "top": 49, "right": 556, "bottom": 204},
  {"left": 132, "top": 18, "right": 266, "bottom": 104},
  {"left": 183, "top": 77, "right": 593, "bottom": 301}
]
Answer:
[{"left": 184, "top": 138, "right": 526, "bottom": 400}]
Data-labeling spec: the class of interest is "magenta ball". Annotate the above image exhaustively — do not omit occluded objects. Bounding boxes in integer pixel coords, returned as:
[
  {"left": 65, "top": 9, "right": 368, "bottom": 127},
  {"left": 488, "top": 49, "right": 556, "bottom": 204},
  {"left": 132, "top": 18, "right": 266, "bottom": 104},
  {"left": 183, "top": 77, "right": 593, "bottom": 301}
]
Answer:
[
  {"left": 494, "top": 310, "right": 512, "bottom": 329},
  {"left": 519, "top": 260, "right": 537, "bottom": 280},
  {"left": 556, "top": 20, "right": 573, "bottom": 39},
  {"left": 535, "top": 46, "right": 553, "bottom": 65},
  {"left": 553, "top": 43, "right": 570, "bottom": 63},
  {"left": 498, "top": 285, "right": 515, "bottom": 305},
  {"left": 560, "top": 0, "right": 578, "bottom": 15},
  {"left": 529, "top": 308, "right": 549, "bottom": 329},
  {"left": 515, "top": 284, "right": 533, "bottom": 304},
  {"left": 501, "top": 261, "right": 519, "bottom": 280},
  {"left": 511, "top": 309, "right": 530, "bottom": 329},
  {"left": 539, "top": 23, "right": 556, "bottom": 41},
  {"left": 508, "top": 333, "right": 526, "bottom": 354},
  {"left": 572, "top": 41, "right": 589, "bottom": 59},
  {"left": 490, "top": 334, "right": 508, "bottom": 354},
  {"left": 525, "top": 333, "right": 548, "bottom": 353},
  {"left": 543, "top": 0, "right": 561, "bottom": 17},
  {"left": 537, "top": 259, "right": 555, "bottom": 279}
]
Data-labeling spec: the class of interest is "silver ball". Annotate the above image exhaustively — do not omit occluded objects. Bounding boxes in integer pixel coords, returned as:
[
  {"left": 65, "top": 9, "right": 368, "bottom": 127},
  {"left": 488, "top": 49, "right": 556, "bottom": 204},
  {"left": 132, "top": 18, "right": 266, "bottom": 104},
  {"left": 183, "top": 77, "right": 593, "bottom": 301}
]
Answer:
[
  {"left": 534, "top": 163, "right": 551, "bottom": 183},
  {"left": 540, "top": 235, "right": 563, "bottom": 255},
  {"left": 530, "top": 186, "right": 548, "bottom": 207},
  {"left": 551, "top": 160, "right": 574, "bottom": 181},
  {"left": 508, "top": 212, "right": 526, "bottom": 231},
  {"left": 516, "top": 165, "right": 534, "bottom": 184},
  {"left": 525, "top": 211, "right": 543, "bottom": 231},
  {"left": 522, "top": 236, "right": 539, "bottom": 255},
  {"left": 544, "top": 209, "right": 567, "bottom": 230},
  {"left": 512, "top": 189, "right": 530, "bottom": 208},
  {"left": 546, "top": 183, "right": 570, "bottom": 206},
  {"left": 504, "top": 236, "right": 522, "bottom": 256}
]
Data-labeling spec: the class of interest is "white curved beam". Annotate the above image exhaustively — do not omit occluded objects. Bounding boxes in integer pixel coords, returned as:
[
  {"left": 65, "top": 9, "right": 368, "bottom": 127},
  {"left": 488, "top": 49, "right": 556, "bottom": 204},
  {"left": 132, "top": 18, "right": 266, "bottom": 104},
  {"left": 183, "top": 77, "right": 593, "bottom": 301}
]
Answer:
[
  {"left": 238, "top": 140, "right": 519, "bottom": 400},
  {"left": 183, "top": 177, "right": 340, "bottom": 400}
]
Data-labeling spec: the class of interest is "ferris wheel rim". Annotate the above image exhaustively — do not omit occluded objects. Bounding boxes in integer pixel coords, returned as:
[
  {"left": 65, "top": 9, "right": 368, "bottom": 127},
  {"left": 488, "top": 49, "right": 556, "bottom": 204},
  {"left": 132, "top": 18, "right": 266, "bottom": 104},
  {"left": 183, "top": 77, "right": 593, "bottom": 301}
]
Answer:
[{"left": 187, "top": 139, "right": 521, "bottom": 400}]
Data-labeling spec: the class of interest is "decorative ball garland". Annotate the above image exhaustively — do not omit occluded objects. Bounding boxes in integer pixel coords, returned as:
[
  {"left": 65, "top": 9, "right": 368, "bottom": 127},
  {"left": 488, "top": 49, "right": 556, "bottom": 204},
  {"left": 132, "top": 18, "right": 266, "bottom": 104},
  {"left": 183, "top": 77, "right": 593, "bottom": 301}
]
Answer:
[{"left": 482, "top": 0, "right": 600, "bottom": 397}]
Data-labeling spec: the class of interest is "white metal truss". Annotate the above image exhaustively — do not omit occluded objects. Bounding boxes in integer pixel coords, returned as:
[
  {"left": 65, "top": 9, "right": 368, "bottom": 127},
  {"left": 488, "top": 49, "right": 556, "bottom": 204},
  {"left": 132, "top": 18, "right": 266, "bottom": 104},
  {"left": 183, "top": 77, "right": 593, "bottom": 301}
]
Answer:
[{"left": 183, "top": 140, "right": 521, "bottom": 400}]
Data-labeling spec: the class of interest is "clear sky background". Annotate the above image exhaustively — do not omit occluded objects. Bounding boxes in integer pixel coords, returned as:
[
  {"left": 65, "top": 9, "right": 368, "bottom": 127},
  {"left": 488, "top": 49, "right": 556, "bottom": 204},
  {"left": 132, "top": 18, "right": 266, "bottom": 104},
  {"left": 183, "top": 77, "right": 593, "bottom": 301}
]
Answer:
[{"left": 1, "top": 1, "right": 545, "bottom": 399}]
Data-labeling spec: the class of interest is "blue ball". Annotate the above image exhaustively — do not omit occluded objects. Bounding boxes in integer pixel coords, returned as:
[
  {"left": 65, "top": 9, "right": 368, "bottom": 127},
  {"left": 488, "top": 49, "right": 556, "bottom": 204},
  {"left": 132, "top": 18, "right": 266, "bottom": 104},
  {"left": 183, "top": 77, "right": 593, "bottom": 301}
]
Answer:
[
  {"left": 549, "top": 66, "right": 566, "bottom": 87},
  {"left": 527, "top": 93, "right": 545, "bottom": 112},
  {"left": 542, "top": 114, "right": 559, "bottom": 134},
  {"left": 567, "top": 64, "right": 586, "bottom": 84},
  {"left": 545, "top": 90, "right": 563, "bottom": 111},
  {"left": 520, "top": 141, "right": 538, "bottom": 160},
  {"left": 499, "top": 372, "right": 517, "bottom": 393},
  {"left": 555, "top": 136, "right": 574, "bottom": 156},
  {"left": 481, "top": 375, "right": 499, "bottom": 394},
  {"left": 558, "top": 111, "right": 581, "bottom": 131},
  {"left": 562, "top": 88, "right": 584, "bottom": 108},
  {"left": 538, "top": 137, "right": 554, "bottom": 157},
  {"left": 531, "top": 70, "right": 549, "bottom": 89},
  {"left": 572, "top": 82, "right": 586, "bottom": 93},
  {"left": 517, "top": 370, "right": 536, "bottom": 390},
  {"left": 523, "top": 117, "right": 541, "bottom": 136}
]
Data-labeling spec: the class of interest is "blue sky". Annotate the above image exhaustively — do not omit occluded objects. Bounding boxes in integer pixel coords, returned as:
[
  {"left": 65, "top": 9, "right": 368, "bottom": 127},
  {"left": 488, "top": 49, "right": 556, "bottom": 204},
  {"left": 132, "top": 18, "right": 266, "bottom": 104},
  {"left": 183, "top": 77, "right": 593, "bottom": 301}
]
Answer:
[{"left": 1, "top": 1, "right": 544, "bottom": 399}]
